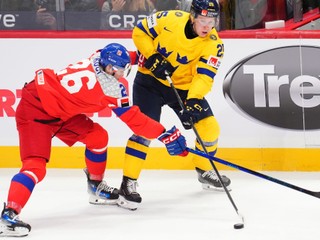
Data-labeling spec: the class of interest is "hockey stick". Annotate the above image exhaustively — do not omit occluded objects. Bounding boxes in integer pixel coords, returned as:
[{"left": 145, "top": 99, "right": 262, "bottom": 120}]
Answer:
[
  {"left": 165, "top": 72, "right": 245, "bottom": 228},
  {"left": 187, "top": 147, "right": 320, "bottom": 199}
]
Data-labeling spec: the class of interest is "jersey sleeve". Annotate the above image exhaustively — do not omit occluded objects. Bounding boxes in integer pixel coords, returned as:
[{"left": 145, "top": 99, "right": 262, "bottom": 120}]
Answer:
[
  {"left": 113, "top": 105, "right": 165, "bottom": 139},
  {"left": 188, "top": 35, "right": 224, "bottom": 99},
  {"left": 129, "top": 51, "right": 139, "bottom": 65},
  {"left": 132, "top": 11, "right": 166, "bottom": 58}
]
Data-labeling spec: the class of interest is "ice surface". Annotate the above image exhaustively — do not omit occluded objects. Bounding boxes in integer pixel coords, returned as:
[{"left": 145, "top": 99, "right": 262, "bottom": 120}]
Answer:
[{"left": 1, "top": 169, "right": 320, "bottom": 240}]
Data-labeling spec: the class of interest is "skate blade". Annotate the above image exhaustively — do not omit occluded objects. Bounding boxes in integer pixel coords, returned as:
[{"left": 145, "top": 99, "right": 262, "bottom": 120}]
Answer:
[
  {"left": 201, "top": 183, "right": 232, "bottom": 192},
  {"left": 117, "top": 196, "right": 139, "bottom": 211},
  {"left": 89, "top": 196, "right": 118, "bottom": 205},
  {"left": 0, "top": 225, "right": 29, "bottom": 237}
]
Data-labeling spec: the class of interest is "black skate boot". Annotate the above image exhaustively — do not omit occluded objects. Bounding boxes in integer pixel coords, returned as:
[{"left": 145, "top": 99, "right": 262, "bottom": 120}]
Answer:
[
  {"left": 84, "top": 168, "right": 119, "bottom": 205},
  {"left": 196, "top": 167, "right": 231, "bottom": 191},
  {"left": 0, "top": 203, "right": 31, "bottom": 237},
  {"left": 117, "top": 176, "right": 142, "bottom": 211}
]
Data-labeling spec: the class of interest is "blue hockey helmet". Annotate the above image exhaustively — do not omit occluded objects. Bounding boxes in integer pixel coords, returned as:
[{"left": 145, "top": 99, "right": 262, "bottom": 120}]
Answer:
[
  {"left": 99, "top": 43, "right": 131, "bottom": 76},
  {"left": 190, "top": 0, "right": 220, "bottom": 18}
]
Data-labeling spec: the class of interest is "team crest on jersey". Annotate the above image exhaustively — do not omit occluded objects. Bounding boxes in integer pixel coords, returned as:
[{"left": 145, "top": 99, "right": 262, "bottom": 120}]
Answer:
[
  {"left": 210, "top": 34, "right": 217, "bottom": 40},
  {"left": 175, "top": 12, "right": 183, "bottom": 17},
  {"left": 207, "top": 55, "right": 220, "bottom": 68}
]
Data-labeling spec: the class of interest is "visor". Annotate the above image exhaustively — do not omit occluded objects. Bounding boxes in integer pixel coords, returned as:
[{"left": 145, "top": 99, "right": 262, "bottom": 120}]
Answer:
[{"left": 194, "top": 17, "right": 217, "bottom": 28}]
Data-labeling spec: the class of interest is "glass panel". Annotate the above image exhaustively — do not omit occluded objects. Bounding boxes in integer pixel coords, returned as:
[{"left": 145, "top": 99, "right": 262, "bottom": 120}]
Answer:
[
  {"left": 233, "top": 0, "right": 268, "bottom": 29},
  {"left": 100, "top": 11, "right": 150, "bottom": 30},
  {"left": 64, "top": 11, "right": 101, "bottom": 30},
  {"left": 0, "top": 0, "right": 58, "bottom": 30},
  {"left": 0, "top": 0, "right": 319, "bottom": 31},
  {"left": 0, "top": 11, "right": 59, "bottom": 30}
]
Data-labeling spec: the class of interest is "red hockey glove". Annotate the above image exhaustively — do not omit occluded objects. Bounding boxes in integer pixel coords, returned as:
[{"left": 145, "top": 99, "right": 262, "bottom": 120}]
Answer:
[{"left": 158, "top": 126, "right": 188, "bottom": 157}]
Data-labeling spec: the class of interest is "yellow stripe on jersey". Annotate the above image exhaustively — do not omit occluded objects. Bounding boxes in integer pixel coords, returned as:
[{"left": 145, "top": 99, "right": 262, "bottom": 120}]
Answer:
[{"left": 133, "top": 10, "right": 224, "bottom": 99}]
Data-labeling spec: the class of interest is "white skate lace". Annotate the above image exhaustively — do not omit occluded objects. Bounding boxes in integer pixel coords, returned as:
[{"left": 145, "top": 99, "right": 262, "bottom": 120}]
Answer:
[
  {"left": 202, "top": 170, "right": 218, "bottom": 181},
  {"left": 127, "top": 179, "right": 139, "bottom": 194},
  {"left": 96, "top": 181, "right": 115, "bottom": 195}
]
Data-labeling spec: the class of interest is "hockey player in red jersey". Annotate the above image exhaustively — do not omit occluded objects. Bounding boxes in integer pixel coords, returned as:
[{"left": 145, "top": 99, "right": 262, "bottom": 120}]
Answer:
[{"left": 0, "top": 43, "right": 188, "bottom": 237}]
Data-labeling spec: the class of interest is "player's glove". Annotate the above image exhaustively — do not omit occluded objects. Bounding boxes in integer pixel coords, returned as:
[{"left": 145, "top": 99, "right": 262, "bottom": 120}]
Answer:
[
  {"left": 158, "top": 126, "right": 188, "bottom": 157},
  {"left": 180, "top": 98, "right": 202, "bottom": 130},
  {"left": 144, "top": 53, "right": 175, "bottom": 80}
]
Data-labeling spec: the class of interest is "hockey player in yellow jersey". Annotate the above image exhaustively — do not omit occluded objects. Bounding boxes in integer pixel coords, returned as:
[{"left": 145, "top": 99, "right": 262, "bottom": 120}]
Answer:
[{"left": 118, "top": 0, "right": 231, "bottom": 210}]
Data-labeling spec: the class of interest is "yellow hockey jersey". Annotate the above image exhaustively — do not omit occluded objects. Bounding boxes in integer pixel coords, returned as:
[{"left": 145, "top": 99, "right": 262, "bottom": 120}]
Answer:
[{"left": 133, "top": 10, "right": 224, "bottom": 99}]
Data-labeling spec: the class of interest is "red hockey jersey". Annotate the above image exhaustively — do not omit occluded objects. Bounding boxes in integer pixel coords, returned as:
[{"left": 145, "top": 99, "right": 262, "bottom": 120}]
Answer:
[{"left": 34, "top": 52, "right": 165, "bottom": 139}]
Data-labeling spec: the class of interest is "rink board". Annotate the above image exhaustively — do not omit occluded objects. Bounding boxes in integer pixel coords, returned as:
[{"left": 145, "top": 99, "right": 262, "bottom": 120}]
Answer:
[
  {"left": 1, "top": 146, "right": 320, "bottom": 171},
  {"left": 1, "top": 31, "right": 320, "bottom": 171}
]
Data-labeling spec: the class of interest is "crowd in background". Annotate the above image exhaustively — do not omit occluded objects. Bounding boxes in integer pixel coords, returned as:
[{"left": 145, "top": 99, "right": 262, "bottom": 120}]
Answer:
[
  {"left": 0, "top": 0, "right": 319, "bottom": 30},
  {"left": 0, "top": 0, "right": 237, "bottom": 30}
]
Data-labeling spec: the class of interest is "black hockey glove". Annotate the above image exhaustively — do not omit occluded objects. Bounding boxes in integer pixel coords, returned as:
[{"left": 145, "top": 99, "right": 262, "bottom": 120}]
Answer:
[
  {"left": 180, "top": 98, "right": 202, "bottom": 130},
  {"left": 144, "top": 53, "right": 175, "bottom": 80}
]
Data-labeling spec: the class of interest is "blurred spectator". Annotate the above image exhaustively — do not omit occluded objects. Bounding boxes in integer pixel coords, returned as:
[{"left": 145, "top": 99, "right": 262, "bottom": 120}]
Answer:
[
  {"left": 34, "top": 0, "right": 57, "bottom": 30},
  {"left": 101, "top": 0, "right": 154, "bottom": 12},
  {"left": 65, "top": 0, "right": 100, "bottom": 11},
  {"left": 101, "top": 0, "right": 125, "bottom": 11},
  {"left": 0, "top": 0, "right": 56, "bottom": 29},
  {"left": 36, "top": 0, "right": 102, "bottom": 30},
  {"left": 286, "top": 0, "right": 319, "bottom": 20},
  {"left": 218, "top": 0, "right": 229, "bottom": 30},
  {"left": 177, "top": 0, "right": 227, "bottom": 12},
  {"left": 177, "top": 0, "right": 191, "bottom": 12},
  {"left": 154, "top": 0, "right": 178, "bottom": 11},
  {"left": 0, "top": 0, "right": 34, "bottom": 10},
  {"left": 303, "top": 0, "right": 319, "bottom": 12},
  {"left": 101, "top": 0, "right": 155, "bottom": 29},
  {"left": 286, "top": 0, "right": 293, "bottom": 19},
  {"left": 64, "top": 0, "right": 101, "bottom": 30}
]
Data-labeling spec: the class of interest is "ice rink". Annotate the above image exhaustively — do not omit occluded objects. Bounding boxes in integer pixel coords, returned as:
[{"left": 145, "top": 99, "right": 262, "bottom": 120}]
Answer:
[{"left": 1, "top": 168, "right": 320, "bottom": 240}]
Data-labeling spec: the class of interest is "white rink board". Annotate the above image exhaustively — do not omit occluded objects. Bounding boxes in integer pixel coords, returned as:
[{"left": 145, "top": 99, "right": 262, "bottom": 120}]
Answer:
[{"left": 0, "top": 38, "right": 319, "bottom": 148}]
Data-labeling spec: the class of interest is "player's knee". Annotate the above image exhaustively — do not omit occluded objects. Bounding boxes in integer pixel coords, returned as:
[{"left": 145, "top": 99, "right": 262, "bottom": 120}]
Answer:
[
  {"left": 84, "top": 123, "right": 109, "bottom": 151},
  {"left": 194, "top": 117, "right": 219, "bottom": 154},
  {"left": 20, "top": 157, "right": 47, "bottom": 183},
  {"left": 195, "top": 116, "right": 220, "bottom": 141}
]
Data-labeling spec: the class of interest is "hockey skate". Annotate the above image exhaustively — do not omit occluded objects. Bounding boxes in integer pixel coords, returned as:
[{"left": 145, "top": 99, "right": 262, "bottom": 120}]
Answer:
[
  {"left": 196, "top": 168, "right": 231, "bottom": 191},
  {"left": 0, "top": 203, "right": 31, "bottom": 237},
  {"left": 84, "top": 168, "right": 119, "bottom": 205},
  {"left": 117, "top": 176, "right": 142, "bottom": 211}
]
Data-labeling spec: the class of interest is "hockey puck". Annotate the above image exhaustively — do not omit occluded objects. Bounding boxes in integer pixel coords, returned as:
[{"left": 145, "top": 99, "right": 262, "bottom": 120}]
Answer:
[{"left": 233, "top": 223, "right": 244, "bottom": 229}]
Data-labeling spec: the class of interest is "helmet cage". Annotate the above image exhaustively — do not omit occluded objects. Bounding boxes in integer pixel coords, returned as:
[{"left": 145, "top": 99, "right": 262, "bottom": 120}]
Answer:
[{"left": 112, "top": 62, "right": 132, "bottom": 78}]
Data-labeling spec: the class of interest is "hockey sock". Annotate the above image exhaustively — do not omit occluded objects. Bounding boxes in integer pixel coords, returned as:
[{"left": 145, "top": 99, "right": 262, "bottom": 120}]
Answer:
[
  {"left": 7, "top": 173, "right": 36, "bottom": 214},
  {"left": 85, "top": 148, "right": 107, "bottom": 181},
  {"left": 7, "top": 157, "right": 47, "bottom": 213},
  {"left": 123, "top": 135, "right": 150, "bottom": 179}
]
